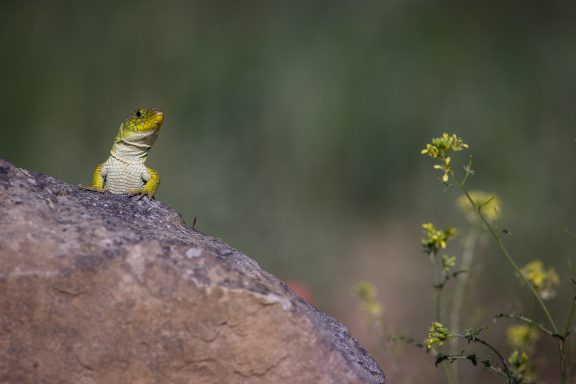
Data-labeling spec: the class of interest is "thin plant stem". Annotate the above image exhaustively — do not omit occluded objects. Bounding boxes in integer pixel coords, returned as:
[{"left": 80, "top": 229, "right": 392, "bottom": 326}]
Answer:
[
  {"left": 560, "top": 341, "right": 566, "bottom": 384},
  {"left": 565, "top": 268, "right": 576, "bottom": 380},
  {"left": 436, "top": 288, "right": 442, "bottom": 324},
  {"left": 495, "top": 313, "right": 554, "bottom": 337},
  {"left": 562, "top": 260, "right": 576, "bottom": 382},
  {"left": 369, "top": 319, "right": 415, "bottom": 384},
  {"left": 450, "top": 227, "right": 478, "bottom": 337},
  {"left": 449, "top": 227, "right": 478, "bottom": 381},
  {"left": 441, "top": 363, "right": 456, "bottom": 384},
  {"left": 430, "top": 252, "right": 442, "bottom": 323},
  {"left": 475, "top": 338, "right": 511, "bottom": 378},
  {"left": 429, "top": 251, "right": 456, "bottom": 383},
  {"left": 453, "top": 333, "right": 513, "bottom": 381},
  {"left": 565, "top": 259, "right": 576, "bottom": 337},
  {"left": 452, "top": 172, "right": 559, "bottom": 334},
  {"left": 564, "top": 296, "right": 576, "bottom": 337},
  {"left": 563, "top": 225, "right": 576, "bottom": 238},
  {"left": 452, "top": 171, "right": 566, "bottom": 382}
]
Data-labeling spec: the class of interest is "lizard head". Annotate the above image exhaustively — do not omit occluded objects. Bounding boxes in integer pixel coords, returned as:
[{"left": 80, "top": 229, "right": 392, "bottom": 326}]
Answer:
[{"left": 115, "top": 108, "right": 164, "bottom": 147}]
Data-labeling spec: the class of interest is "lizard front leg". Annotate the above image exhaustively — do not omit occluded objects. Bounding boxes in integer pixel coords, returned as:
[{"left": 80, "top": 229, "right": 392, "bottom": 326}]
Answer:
[
  {"left": 79, "top": 162, "right": 109, "bottom": 192},
  {"left": 127, "top": 166, "right": 160, "bottom": 199}
]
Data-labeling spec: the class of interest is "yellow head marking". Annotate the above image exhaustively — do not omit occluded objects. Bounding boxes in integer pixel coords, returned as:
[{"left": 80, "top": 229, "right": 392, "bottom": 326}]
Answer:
[
  {"left": 115, "top": 108, "right": 164, "bottom": 144},
  {"left": 123, "top": 108, "right": 164, "bottom": 132}
]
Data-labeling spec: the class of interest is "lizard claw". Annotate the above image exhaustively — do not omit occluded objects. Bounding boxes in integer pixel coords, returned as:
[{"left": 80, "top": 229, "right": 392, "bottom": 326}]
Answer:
[
  {"left": 79, "top": 184, "right": 108, "bottom": 193},
  {"left": 127, "top": 189, "right": 155, "bottom": 200}
]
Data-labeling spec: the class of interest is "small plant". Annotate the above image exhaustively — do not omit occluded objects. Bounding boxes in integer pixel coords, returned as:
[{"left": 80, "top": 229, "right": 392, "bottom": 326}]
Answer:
[
  {"left": 354, "top": 281, "right": 384, "bottom": 329},
  {"left": 355, "top": 133, "right": 576, "bottom": 383}
]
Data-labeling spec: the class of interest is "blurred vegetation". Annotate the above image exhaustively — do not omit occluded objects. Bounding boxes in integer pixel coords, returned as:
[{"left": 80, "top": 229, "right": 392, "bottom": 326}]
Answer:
[
  {"left": 355, "top": 134, "right": 575, "bottom": 383},
  {"left": 2, "top": 1, "right": 576, "bottom": 381}
]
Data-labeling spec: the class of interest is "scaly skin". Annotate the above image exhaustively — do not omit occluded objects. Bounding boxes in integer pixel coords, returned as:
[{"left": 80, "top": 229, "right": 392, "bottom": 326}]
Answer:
[{"left": 80, "top": 108, "right": 164, "bottom": 198}]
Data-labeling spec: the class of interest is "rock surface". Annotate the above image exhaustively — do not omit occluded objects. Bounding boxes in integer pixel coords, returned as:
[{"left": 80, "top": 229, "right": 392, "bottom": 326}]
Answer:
[{"left": 0, "top": 159, "right": 385, "bottom": 384}]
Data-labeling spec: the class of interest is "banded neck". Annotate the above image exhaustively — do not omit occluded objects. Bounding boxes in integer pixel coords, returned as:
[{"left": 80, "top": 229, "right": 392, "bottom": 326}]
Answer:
[{"left": 110, "top": 141, "right": 149, "bottom": 164}]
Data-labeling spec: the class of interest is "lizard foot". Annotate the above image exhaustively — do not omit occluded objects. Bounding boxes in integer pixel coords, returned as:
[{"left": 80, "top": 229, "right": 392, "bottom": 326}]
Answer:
[
  {"left": 79, "top": 185, "right": 108, "bottom": 193},
  {"left": 127, "top": 188, "right": 155, "bottom": 200}
]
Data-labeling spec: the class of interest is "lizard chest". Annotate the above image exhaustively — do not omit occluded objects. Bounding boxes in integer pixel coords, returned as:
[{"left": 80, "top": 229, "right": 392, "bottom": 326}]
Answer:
[{"left": 104, "top": 158, "right": 146, "bottom": 194}]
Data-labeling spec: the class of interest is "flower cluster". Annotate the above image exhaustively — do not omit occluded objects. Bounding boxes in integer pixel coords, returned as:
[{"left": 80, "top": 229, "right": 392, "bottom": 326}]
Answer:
[
  {"left": 353, "top": 282, "right": 384, "bottom": 318},
  {"left": 456, "top": 191, "right": 501, "bottom": 224},
  {"left": 441, "top": 254, "right": 456, "bottom": 273},
  {"left": 426, "top": 322, "right": 451, "bottom": 349},
  {"left": 508, "top": 350, "right": 537, "bottom": 384},
  {"left": 421, "top": 133, "right": 469, "bottom": 182},
  {"left": 421, "top": 223, "right": 456, "bottom": 254},
  {"left": 519, "top": 260, "right": 560, "bottom": 300},
  {"left": 506, "top": 325, "right": 539, "bottom": 353}
]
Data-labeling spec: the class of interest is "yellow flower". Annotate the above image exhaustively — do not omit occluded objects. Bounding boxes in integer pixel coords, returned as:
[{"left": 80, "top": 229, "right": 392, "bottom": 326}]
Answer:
[
  {"left": 520, "top": 260, "right": 560, "bottom": 300},
  {"left": 421, "top": 143, "right": 439, "bottom": 158},
  {"left": 421, "top": 133, "right": 468, "bottom": 183},
  {"left": 353, "top": 282, "right": 384, "bottom": 318},
  {"left": 508, "top": 350, "right": 537, "bottom": 383},
  {"left": 441, "top": 254, "right": 457, "bottom": 272},
  {"left": 421, "top": 133, "right": 469, "bottom": 159},
  {"left": 421, "top": 223, "right": 456, "bottom": 254},
  {"left": 426, "top": 322, "right": 450, "bottom": 349},
  {"left": 456, "top": 191, "right": 501, "bottom": 224},
  {"left": 506, "top": 325, "right": 539, "bottom": 352}
]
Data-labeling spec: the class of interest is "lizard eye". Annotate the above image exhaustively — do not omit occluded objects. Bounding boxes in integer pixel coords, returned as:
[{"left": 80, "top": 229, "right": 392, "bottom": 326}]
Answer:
[{"left": 135, "top": 109, "right": 142, "bottom": 118}]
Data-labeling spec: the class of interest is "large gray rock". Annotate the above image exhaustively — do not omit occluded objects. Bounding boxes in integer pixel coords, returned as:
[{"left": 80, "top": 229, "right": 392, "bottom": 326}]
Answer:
[{"left": 0, "top": 159, "right": 385, "bottom": 384}]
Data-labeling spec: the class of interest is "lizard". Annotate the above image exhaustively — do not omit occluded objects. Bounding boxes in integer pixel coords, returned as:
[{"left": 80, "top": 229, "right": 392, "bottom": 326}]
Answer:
[{"left": 80, "top": 108, "right": 165, "bottom": 198}]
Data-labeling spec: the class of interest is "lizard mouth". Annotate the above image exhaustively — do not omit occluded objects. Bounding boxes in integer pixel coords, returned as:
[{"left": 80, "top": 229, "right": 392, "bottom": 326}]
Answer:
[
  {"left": 153, "top": 110, "right": 164, "bottom": 125},
  {"left": 138, "top": 109, "right": 164, "bottom": 132},
  {"left": 121, "top": 108, "right": 165, "bottom": 133}
]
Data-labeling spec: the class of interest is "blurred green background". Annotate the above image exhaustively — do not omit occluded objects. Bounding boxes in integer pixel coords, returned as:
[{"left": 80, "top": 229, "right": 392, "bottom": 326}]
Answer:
[{"left": 2, "top": 1, "right": 576, "bottom": 381}]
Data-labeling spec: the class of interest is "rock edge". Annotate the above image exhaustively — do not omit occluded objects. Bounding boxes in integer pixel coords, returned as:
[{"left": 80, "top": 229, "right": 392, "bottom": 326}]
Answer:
[{"left": 0, "top": 158, "right": 385, "bottom": 384}]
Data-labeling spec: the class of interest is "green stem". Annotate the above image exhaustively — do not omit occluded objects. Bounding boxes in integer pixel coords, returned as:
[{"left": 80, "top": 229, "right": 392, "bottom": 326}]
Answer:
[
  {"left": 430, "top": 252, "right": 442, "bottom": 323},
  {"left": 435, "top": 288, "right": 442, "bottom": 324},
  {"left": 453, "top": 173, "right": 559, "bottom": 335},
  {"left": 452, "top": 172, "right": 564, "bottom": 383},
  {"left": 429, "top": 252, "right": 455, "bottom": 383},
  {"left": 474, "top": 338, "right": 511, "bottom": 378},
  {"left": 441, "top": 363, "right": 456, "bottom": 384},
  {"left": 561, "top": 293, "right": 576, "bottom": 382},
  {"left": 567, "top": 307, "right": 576, "bottom": 337},
  {"left": 564, "top": 299, "right": 576, "bottom": 381},
  {"left": 370, "top": 320, "right": 415, "bottom": 384},
  {"left": 449, "top": 227, "right": 478, "bottom": 382},
  {"left": 559, "top": 341, "right": 566, "bottom": 384},
  {"left": 495, "top": 313, "right": 554, "bottom": 337},
  {"left": 564, "top": 262, "right": 576, "bottom": 337},
  {"left": 454, "top": 333, "right": 512, "bottom": 380},
  {"left": 449, "top": 228, "right": 478, "bottom": 337}
]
